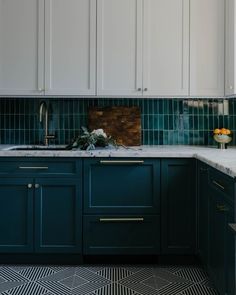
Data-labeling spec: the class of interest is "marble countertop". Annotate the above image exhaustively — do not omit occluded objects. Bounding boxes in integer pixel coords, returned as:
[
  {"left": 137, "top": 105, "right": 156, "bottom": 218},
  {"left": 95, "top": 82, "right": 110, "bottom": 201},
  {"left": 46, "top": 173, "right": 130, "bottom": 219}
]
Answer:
[{"left": 1, "top": 145, "right": 236, "bottom": 179}]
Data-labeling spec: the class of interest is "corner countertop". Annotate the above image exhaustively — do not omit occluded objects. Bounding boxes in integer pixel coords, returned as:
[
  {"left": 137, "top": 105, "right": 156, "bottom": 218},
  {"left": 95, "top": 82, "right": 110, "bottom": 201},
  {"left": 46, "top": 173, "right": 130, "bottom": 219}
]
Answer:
[{"left": 1, "top": 145, "right": 236, "bottom": 179}]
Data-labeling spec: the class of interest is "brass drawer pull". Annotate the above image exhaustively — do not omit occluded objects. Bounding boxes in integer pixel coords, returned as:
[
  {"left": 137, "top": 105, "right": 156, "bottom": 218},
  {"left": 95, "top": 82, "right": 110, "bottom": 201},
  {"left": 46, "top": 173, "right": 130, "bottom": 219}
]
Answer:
[
  {"left": 99, "top": 160, "right": 144, "bottom": 164},
  {"left": 99, "top": 218, "right": 144, "bottom": 222},
  {"left": 19, "top": 166, "right": 49, "bottom": 170},
  {"left": 212, "top": 180, "right": 225, "bottom": 190},
  {"left": 216, "top": 204, "right": 229, "bottom": 212}
]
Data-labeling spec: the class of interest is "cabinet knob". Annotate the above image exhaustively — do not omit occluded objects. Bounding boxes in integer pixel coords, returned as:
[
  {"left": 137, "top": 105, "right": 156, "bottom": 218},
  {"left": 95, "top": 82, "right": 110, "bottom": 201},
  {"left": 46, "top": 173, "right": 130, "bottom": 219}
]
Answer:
[
  {"left": 35, "top": 184, "right": 40, "bottom": 189},
  {"left": 137, "top": 88, "right": 142, "bottom": 91},
  {"left": 230, "top": 85, "right": 233, "bottom": 90},
  {"left": 28, "top": 184, "right": 33, "bottom": 189},
  {"left": 38, "top": 88, "right": 44, "bottom": 92},
  {"left": 144, "top": 88, "right": 148, "bottom": 91}
]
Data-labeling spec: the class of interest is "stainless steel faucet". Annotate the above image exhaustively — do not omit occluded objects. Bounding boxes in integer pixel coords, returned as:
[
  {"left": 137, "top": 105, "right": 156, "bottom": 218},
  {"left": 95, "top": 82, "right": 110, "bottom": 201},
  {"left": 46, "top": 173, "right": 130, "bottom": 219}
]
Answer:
[{"left": 39, "top": 101, "right": 55, "bottom": 145}]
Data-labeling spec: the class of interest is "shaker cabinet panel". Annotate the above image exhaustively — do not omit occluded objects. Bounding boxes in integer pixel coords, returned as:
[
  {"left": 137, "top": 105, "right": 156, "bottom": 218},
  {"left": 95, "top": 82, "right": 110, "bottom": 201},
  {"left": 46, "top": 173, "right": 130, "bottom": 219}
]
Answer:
[
  {"left": 161, "top": 159, "right": 196, "bottom": 254},
  {"left": 84, "top": 158, "right": 160, "bottom": 214},
  {"left": 190, "top": 0, "right": 225, "bottom": 97},
  {"left": 34, "top": 178, "right": 82, "bottom": 253},
  {"left": 0, "top": 178, "right": 34, "bottom": 252},
  {"left": 225, "top": 0, "right": 236, "bottom": 96},
  {"left": 97, "top": 0, "right": 142, "bottom": 96},
  {"left": 83, "top": 215, "right": 160, "bottom": 255},
  {"left": 45, "top": 0, "right": 96, "bottom": 95},
  {"left": 0, "top": 0, "right": 44, "bottom": 96},
  {"left": 143, "top": 0, "right": 189, "bottom": 96}
]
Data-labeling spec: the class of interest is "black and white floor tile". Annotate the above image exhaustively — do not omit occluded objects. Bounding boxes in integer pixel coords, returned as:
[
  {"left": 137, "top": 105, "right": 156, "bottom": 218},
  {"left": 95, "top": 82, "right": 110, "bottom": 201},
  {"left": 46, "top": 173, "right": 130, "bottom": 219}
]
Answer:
[{"left": 0, "top": 265, "right": 219, "bottom": 295}]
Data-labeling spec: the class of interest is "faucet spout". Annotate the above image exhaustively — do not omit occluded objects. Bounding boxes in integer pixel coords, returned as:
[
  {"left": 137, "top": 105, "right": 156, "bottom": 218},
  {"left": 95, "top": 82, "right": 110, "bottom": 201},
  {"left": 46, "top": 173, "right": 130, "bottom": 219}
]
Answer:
[{"left": 39, "top": 101, "right": 54, "bottom": 145}]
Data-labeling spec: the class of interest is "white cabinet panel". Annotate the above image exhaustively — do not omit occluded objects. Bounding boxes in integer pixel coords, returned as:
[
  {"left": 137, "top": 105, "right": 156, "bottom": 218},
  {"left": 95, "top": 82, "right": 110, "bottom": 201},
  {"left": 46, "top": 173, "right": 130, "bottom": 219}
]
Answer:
[
  {"left": 143, "top": 0, "right": 189, "bottom": 96},
  {"left": 0, "top": 0, "right": 44, "bottom": 96},
  {"left": 225, "top": 0, "right": 236, "bottom": 96},
  {"left": 190, "top": 0, "right": 224, "bottom": 97},
  {"left": 97, "top": 0, "right": 142, "bottom": 96},
  {"left": 45, "top": 0, "right": 96, "bottom": 95}
]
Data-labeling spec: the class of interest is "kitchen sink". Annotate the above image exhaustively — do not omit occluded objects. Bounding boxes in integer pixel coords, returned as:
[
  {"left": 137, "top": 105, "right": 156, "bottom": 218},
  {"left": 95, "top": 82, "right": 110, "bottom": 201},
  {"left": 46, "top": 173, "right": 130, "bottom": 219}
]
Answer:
[{"left": 4, "top": 145, "right": 70, "bottom": 151}]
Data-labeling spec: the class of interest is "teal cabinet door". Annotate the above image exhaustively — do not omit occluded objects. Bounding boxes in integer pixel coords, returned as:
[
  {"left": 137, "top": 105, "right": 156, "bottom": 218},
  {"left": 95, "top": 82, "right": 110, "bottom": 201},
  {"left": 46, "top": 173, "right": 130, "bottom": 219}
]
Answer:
[
  {"left": 0, "top": 178, "right": 34, "bottom": 252},
  {"left": 197, "top": 162, "right": 209, "bottom": 266},
  {"left": 208, "top": 192, "right": 234, "bottom": 295},
  {"left": 34, "top": 178, "right": 82, "bottom": 253},
  {"left": 84, "top": 159, "right": 160, "bottom": 214},
  {"left": 83, "top": 215, "right": 160, "bottom": 255},
  {"left": 226, "top": 215, "right": 235, "bottom": 295},
  {"left": 161, "top": 159, "right": 196, "bottom": 254}
]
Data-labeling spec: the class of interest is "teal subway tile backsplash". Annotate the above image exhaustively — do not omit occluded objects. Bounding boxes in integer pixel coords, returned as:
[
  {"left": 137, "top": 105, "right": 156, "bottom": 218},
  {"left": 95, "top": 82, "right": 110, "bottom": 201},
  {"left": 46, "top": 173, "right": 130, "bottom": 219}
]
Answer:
[{"left": 0, "top": 98, "right": 235, "bottom": 146}]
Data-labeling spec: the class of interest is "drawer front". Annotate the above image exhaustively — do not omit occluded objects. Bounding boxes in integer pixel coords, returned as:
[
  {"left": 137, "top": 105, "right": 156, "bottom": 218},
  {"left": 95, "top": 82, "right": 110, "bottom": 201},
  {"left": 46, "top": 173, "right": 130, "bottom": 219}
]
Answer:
[
  {"left": 83, "top": 215, "right": 160, "bottom": 255},
  {"left": 84, "top": 159, "right": 160, "bottom": 214},
  {"left": 209, "top": 167, "right": 234, "bottom": 203},
  {"left": 0, "top": 158, "right": 80, "bottom": 176}
]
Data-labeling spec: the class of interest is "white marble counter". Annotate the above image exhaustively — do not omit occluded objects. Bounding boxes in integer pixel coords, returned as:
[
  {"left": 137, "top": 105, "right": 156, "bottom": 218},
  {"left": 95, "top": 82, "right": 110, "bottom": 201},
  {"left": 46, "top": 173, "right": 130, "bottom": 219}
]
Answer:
[{"left": 1, "top": 145, "right": 236, "bottom": 179}]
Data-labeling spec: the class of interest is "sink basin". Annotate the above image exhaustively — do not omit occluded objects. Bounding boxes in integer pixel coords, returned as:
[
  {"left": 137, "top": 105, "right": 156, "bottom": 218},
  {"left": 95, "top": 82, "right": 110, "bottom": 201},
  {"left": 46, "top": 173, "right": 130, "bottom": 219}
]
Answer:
[{"left": 4, "top": 145, "right": 70, "bottom": 151}]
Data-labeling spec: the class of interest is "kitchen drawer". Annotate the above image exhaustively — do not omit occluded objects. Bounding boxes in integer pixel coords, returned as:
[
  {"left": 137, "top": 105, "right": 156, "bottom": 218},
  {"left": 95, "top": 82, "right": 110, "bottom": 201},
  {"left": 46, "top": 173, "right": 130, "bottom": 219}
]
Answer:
[
  {"left": 209, "top": 167, "right": 234, "bottom": 203},
  {"left": 84, "top": 158, "right": 160, "bottom": 214},
  {"left": 83, "top": 215, "right": 160, "bottom": 255},
  {"left": 0, "top": 158, "right": 80, "bottom": 176}
]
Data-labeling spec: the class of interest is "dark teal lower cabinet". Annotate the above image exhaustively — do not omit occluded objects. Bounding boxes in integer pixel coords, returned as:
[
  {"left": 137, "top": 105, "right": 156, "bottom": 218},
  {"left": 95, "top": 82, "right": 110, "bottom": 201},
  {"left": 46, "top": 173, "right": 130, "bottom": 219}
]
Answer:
[
  {"left": 84, "top": 159, "right": 160, "bottom": 215},
  {"left": 83, "top": 215, "right": 160, "bottom": 255},
  {"left": 161, "top": 159, "right": 196, "bottom": 254},
  {"left": 208, "top": 193, "right": 234, "bottom": 295},
  {"left": 0, "top": 178, "right": 34, "bottom": 252},
  {"left": 197, "top": 162, "right": 209, "bottom": 266},
  {"left": 35, "top": 178, "right": 82, "bottom": 253}
]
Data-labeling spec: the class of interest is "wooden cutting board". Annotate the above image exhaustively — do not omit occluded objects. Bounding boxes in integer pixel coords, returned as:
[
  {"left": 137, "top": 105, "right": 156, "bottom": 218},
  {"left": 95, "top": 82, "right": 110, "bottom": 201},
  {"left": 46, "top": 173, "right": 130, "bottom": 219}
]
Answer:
[{"left": 88, "top": 106, "right": 141, "bottom": 146}]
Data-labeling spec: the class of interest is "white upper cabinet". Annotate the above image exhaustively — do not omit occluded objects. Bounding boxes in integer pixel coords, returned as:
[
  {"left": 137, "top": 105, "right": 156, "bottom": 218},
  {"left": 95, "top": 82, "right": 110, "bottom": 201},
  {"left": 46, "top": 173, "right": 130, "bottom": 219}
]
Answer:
[
  {"left": 0, "top": 0, "right": 44, "bottom": 96},
  {"left": 45, "top": 0, "right": 96, "bottom": 95},
  {"left": 225, "top": 0, "right": 236, "bottom": 96},
  {"left": 97, "top": 0, "right": 142, "bottom": 96},
  {"left": 97, "top": 0, "right": 189, "bottom": 97},
  {"left": 143, "top": 0, "right": 189, "bottom": 97},
  {"left": 190, "top": 0, "right": 225, "bottom": 97}
]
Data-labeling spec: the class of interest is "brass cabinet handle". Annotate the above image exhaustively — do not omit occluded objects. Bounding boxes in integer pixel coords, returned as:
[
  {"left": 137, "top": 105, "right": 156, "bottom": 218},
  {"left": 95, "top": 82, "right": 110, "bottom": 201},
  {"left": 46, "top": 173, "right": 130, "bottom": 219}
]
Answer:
[
  {"left": 216, "top": 204, "right": 229, "bottom": 212},
  {"left": 99, "top": 218, "right": 144, "bottom": 222},
  {"left": 212, "top": 180, "right": 225, "bottom": 190},
  {"left": 99, "top": 160, "right": 144, "bottom": 164},
  {"left": 19, "top": 166, "right": 49, "bottom": 170}
]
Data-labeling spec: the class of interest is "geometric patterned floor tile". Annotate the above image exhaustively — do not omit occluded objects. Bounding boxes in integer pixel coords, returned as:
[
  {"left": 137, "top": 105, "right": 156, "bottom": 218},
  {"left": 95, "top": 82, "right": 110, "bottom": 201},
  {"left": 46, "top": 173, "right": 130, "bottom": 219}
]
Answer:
[
  {"left": 174, "top": 267, "right": 208, "bottom": 283},
  {"left": 18, "top": 267, "right": 56, "bottom": 281},
  {"left": 60, "top": 275, "right": 88, "bottom": 289},
  {"left": 93, "top": 283, "right": 136, "bottom": 295},
  {"left": 0, "top": 282, "right": 24, "bottom": 294},
  {"left": 96, "top": 268, "right": 134, "bottom": 281},
  {"left": 119, "top": 280, "right": 160, "bottom": 295},
  {"left": 7, "top": 282, "right": 48, "bottom": 295},
  {"left": 158, "top": 282, "right": 195, "bottom": 295},
  {"left": 142, "top": 276, "right": 170, "bottom": 290},
  {"left": 0, "top": 264, "right": 219, "bottom": 295},
  {"left": 181, "top": 283, "right": 220, "bottom": 295},
  {"left": 0, "top": 268, "right": 29, "bottom": 282}
]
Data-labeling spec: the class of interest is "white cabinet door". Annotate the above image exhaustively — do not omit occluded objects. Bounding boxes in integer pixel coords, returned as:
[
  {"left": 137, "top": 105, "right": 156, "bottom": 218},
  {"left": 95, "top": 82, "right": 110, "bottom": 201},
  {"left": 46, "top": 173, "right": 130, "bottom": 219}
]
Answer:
[
  {"left": 190, "top": 0, "right": 224, "bottom": 97},
  {"left": 97, "top": 0, "right": 142, "bottom": 96},
  {"left": 0, "top": 0, "right": 44, "bottom": 96},
  {"left": 45, "top": 0, "right": 96, "bottom": 95},
  {"left": 225, "top": 0, "right": 236, "bottom": 96},
  {"left": 143, "top": 0, "right": 189, "bottom": 97}
]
